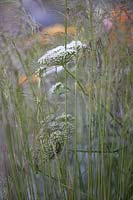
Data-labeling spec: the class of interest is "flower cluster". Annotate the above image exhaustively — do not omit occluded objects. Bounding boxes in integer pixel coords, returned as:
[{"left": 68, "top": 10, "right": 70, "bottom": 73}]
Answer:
[
  {"left": 38, "top": 40, "right": 87, "bottom": 68},
  {"left": 49, "top": 82, "right": 70, "bottom": 96},
  {"left": 49, "top": 82, "right": 64, "bottom": 94},
  {"left": 32, "top": 113, "right": 74, "bottom": 170}
]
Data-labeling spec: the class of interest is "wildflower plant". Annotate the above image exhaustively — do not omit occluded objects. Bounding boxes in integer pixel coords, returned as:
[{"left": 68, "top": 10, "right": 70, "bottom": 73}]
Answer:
[
  {"left": 37, "top": 40, "right": 87, "bottom": 75},
  {"left": 31, "top": 113, "right": 74, "bottom": 171},
  {"left": 0, "top": 0, "right": 133, "bottom": 199},
  {"left": 36, "top": 40, "right": 89, "bottom": 97},
  {"left": 49, "top": 82, "right": 70, "bottom": 96}
]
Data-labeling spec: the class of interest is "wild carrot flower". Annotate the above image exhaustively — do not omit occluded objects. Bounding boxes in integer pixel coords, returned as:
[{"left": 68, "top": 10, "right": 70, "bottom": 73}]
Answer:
[
  {"left": 37, "top": 41, "right": 87, "bottom": 74},
  {"left": 49, "top": 82, "right": 70, "bottom": 95},
  {"left": 32, "top": 113, "right": 74, "bottom": 170}
]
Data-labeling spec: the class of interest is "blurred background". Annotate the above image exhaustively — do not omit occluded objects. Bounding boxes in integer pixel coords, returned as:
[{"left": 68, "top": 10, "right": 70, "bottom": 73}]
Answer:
[{"left": 0, "top": 0, "right": 133, "bottom": 199}]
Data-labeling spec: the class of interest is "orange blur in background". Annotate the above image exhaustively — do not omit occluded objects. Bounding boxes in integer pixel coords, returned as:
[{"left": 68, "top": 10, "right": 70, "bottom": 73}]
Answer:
[
  {"left": 109, "top": 6, "right": 133, "bottom": 46},
  {"left": 18, "top": 74, "right": 40, "bottom": 85},
  {"left": 24, "top": 24, "right": 76, "bottom": 47}
]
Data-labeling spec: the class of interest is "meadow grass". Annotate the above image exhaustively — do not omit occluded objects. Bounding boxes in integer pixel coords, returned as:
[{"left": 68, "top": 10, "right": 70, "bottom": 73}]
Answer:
[{"left": 0, "top": 0, "right": 133, "bottom": 199}]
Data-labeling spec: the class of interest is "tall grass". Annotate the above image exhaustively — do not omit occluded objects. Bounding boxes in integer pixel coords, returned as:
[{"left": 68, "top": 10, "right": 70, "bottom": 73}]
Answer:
[{"left": 0, "top": 0, "right": 133, "bottom": 200}]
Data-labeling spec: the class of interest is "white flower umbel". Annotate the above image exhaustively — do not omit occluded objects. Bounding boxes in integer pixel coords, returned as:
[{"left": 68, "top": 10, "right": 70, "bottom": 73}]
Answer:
[
  {"left": 38, "top": 40, "right": 87, "bottom": 67},
  {"left": 49, "top": 82, "right": 64, "bottom": 95},
  {"left": 31, "top": 113, "right": 74, "bottom": 169},
  {"left": 35, "top": 41, "right": 88, "bottom": 91}
]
